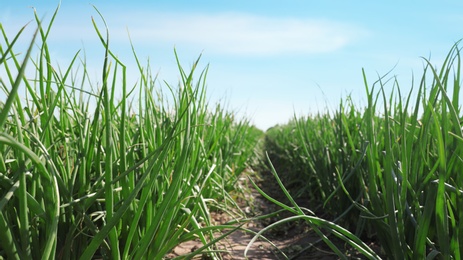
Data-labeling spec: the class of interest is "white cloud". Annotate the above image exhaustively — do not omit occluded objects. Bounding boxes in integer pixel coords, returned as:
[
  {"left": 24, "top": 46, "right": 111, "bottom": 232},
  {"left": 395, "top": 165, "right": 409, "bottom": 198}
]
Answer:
[
  {"left": 37, "top": 11, "right": 362, "bottom": 57},
  {"left": 119, "top": 12, "right": 367, "bottom": 56},
  {"left": 30, "top": 10, "right": 369, "bottom": 57}
]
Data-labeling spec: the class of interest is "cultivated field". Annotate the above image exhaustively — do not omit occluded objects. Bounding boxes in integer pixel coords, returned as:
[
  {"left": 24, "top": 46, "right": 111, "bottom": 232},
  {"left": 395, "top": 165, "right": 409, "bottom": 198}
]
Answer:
[{"left": 1, "top": 8, "right": 462, "bottom": 260}]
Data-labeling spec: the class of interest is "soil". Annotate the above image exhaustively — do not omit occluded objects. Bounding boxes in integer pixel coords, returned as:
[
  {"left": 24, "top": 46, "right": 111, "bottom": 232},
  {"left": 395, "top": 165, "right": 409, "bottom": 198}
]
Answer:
[{"left": 167, "top": 170, "right": 382, "bottom": 259}]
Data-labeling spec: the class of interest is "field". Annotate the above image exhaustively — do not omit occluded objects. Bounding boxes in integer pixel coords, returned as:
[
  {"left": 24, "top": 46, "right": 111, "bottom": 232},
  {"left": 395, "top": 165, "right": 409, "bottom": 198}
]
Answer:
[{"left": 1, "top": 8, "right": 462, "bottom": 260}]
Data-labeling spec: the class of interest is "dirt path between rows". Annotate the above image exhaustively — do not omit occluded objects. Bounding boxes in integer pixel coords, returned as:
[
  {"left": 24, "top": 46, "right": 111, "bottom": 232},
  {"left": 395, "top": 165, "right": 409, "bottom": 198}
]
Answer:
[{"left": 167, "top": 171, "right": 348, "bottom": 259}]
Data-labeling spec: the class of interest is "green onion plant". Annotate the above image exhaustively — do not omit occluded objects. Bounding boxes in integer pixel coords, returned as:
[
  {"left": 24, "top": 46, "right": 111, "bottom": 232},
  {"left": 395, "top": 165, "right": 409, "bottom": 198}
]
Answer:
[
  {"left": 263, "top": 42, "right": 463, "bottom": 259},
  {"left": 0, "top": 6, "right": 261, "bottom": 260}
]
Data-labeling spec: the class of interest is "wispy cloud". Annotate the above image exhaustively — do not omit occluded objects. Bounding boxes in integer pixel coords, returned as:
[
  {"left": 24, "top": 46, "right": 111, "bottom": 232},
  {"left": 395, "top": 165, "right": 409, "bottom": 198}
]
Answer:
[
  {"left": 47, "top": 11, "right": 368, "bottom": 56},
  {"left": 121, "top": 12, "right": 368, "bottom": 56}
]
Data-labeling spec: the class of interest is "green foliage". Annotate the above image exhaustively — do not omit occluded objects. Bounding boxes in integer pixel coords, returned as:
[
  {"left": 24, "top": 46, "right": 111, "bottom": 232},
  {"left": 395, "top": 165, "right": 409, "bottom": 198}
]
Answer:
[
  {"left": 359, "top": 42, "right": 463, "bottom": 259},
  {"left": 248, "top": 154, "right": 380, "bottom": 259},
  {"left": 0, "top": 7, "right": 261, "bottom": 260},
  {"left": 263, "top": 43, "right": 463, "bottom": 259},
  {"left": 2, "top": 4, "right": 463, "bottom": 260}
]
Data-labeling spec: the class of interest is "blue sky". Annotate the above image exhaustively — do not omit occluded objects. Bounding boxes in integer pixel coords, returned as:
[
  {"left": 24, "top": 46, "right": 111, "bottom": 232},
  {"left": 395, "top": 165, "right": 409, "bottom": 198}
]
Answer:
[{"left": 2, "top": 1, "right": 463, "bottom": 130}]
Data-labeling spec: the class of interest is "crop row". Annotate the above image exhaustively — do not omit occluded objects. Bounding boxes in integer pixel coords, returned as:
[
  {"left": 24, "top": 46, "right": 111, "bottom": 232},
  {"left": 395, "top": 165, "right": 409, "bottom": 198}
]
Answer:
[
  {"left": 0, "top": 9, "right": 262, "bottom": 259},
  {"left": 265, "top": 42, "right": 463, "bottom": 259}
]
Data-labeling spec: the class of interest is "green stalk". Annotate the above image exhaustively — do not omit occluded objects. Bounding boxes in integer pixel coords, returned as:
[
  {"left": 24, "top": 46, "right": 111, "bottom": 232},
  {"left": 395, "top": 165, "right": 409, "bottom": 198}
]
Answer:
[
  {"left": 91, "top": 10, "right": 120, "bottom": 259},
  {"left": 0, "top": 24, "right": 38, "bottom": 129},
  {"left": 0, "top": 18, "right": 39, "bottom": 260},
  {"left": 0, "top": 212, "right": 20, "bottom": 260}
]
